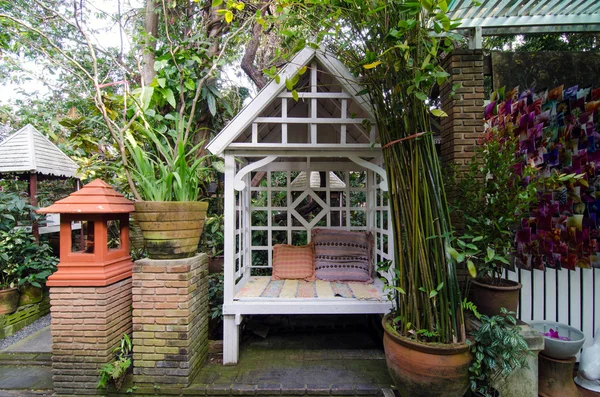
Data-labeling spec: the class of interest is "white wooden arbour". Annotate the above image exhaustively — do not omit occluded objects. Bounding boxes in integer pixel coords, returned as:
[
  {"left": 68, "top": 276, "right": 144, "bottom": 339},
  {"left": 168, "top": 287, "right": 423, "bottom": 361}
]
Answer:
[{"left": 207, "top": 48, "right": 393, "bottom": 365}]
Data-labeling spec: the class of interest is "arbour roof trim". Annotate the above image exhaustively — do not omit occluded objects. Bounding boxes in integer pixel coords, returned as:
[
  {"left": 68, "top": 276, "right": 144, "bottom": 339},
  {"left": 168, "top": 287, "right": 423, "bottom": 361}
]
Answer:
[{"left": 207, "top": 47, "right": 376, "bottom": 156}]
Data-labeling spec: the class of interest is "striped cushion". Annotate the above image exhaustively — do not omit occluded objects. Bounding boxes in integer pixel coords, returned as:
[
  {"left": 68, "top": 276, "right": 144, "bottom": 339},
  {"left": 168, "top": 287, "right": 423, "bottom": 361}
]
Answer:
[
  {"left": 272, "top": 243, "right": 315, "bottom": 281},
  {"left": 312, "top": 228, "right": 373, "bottom": 283}
]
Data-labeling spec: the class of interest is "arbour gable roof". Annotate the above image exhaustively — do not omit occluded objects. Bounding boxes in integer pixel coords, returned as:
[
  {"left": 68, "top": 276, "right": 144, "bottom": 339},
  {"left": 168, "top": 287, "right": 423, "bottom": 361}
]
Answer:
[{"left": 207, "top": 48, "right": 376, "bottom": 156}]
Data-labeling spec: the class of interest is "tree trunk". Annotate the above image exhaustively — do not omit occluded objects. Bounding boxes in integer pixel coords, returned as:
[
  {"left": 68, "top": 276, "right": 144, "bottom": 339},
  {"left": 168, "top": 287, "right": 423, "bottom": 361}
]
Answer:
[
  {"left": 241, "top": 21, "right": 267, "bottom": 89},
  {"left": 142, "top": 0, "right": 159, "bottom": 86}
]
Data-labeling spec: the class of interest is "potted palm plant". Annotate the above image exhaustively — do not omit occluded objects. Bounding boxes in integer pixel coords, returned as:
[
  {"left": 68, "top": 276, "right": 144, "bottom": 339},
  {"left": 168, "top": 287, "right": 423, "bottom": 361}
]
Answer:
[
  {"left": 280, "top": 0, "right": 469, "bottom": 395},
  {"left": 126, "top": 127, "right": 212, "bottom": 260}
]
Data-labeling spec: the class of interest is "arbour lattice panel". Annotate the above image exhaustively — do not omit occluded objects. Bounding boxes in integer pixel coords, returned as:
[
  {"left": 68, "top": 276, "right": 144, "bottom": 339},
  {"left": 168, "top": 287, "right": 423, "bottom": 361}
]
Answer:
[{"left": 242, "top": 165, "right": 381, "bottom": 270}]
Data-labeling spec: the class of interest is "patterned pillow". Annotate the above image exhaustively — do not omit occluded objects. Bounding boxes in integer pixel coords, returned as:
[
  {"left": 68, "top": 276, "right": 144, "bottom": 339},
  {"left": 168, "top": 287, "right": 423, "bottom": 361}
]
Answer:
[
  {"left": 311, "top": 228, "right": 373, "bottom": 283},
  {"left": 272, "top": 243, "right": 315, "bottom": 281}
]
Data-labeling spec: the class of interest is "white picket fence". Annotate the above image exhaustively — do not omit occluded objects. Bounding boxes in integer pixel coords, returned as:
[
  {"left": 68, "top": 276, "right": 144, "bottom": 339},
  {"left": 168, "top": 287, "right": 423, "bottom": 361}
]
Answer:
[{"left": 507, "top": 267, "right": 599, "bottom": 356}]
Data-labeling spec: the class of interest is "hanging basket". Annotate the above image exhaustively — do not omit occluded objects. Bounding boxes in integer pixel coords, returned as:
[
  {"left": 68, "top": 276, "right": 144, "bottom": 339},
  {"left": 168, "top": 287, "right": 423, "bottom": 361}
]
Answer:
[{"left": 134, "top": 201, "right": 208, "bottom": 260}]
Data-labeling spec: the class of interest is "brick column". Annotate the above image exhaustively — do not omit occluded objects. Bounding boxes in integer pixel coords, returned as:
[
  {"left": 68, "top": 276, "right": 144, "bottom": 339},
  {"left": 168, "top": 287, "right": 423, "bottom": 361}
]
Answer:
[
  {"left": 132, "top": 253, "right": 208, "bottom": 389},
  {"left": 50, "top": 278, "right": 132, "bottom": 395},
  {"left": 440, "top": 49, "right": 485, "bottom": 166}
]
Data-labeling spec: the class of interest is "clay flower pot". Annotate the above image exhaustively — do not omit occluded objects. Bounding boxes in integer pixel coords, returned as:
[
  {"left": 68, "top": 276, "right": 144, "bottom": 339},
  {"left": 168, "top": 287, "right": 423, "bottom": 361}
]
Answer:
[
  {"left": 0, "top": 288, "right": 20, "bottom": 315},
  {"left": 382, "top": 314, "right": 471, "bottom": 397},
  {"left": 470, "top": 278, "right": 522, "bottom": 317},
  {"left": 134, "top": 201, "right": 208, "bottom": 260}
]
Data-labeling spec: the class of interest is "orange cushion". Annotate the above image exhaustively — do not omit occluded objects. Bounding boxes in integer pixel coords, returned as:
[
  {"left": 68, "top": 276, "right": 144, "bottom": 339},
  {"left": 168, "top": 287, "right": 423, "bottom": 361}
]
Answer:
[{"left": 272, "top": 243, "right": 315, "bottom": 281}]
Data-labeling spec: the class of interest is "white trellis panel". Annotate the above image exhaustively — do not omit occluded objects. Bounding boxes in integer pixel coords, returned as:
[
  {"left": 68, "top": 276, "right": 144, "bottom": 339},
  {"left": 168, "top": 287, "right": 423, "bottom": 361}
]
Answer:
[{"left": 509, "top": 266, "right": 600, "bottom": 358}]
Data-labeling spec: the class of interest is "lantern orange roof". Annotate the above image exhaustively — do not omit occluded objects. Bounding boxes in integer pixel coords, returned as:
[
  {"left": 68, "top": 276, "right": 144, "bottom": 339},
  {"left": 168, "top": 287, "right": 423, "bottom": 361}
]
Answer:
[{"left": 37, "top": 179, "right": 134, "bottom": 214}]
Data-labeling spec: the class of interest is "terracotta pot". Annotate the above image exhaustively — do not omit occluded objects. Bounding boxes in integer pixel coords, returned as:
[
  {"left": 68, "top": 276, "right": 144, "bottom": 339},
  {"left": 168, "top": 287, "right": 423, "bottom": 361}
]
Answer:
[
  {"left": 209, "top": 255, "right": 224, "bottom": 273},
  {"left": 0, "top": 288, "right": 20, "bottom": 315},
  {"left": 382, "top": 314, "right": 471, "bottom": 397},
  {"left": 134, "top": 201, "right": 208, "bottom": 260},
  {"left": 470, "top": 278, "right": 522, "bottom": 317},
  {"left": 18, "top": 285, "right": 43, "bottom": 306}
]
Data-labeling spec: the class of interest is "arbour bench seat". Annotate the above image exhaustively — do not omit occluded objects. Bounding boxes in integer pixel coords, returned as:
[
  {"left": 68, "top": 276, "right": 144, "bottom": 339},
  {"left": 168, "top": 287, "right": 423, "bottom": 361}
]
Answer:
[{"left": 222, "top": 276, "right": 392, "bottom": 364}]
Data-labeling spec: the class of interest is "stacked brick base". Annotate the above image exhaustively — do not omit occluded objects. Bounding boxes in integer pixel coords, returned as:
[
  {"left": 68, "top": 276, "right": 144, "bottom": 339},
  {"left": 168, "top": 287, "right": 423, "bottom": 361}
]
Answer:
[
  {"left": 50, "top": 278, "right": 133, "bottom": 396},
  {"left": 132, "top": 253, "right": 209, "bottom": 389}
]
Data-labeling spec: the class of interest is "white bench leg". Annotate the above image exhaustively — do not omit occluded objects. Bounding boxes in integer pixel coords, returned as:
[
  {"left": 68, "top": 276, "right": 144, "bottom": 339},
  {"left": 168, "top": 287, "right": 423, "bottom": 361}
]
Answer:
[{"left": 223, "top": 314, "right": 239, "bottom": 365}]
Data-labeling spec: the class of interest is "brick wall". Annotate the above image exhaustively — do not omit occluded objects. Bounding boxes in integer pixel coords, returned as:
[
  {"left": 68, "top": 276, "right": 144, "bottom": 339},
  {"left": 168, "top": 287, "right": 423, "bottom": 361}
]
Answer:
[
  {"left": 440, "top": 50, "right": 485, "bottom": 285},
  {"left": 50, "top": 278, "right": 132, "bottom": 395},
  {"left": 131, "top": 253, "right": 208, "bottom": 389},
  {"left": 440, "top": 49, "right": 485, "bottom": 167}
]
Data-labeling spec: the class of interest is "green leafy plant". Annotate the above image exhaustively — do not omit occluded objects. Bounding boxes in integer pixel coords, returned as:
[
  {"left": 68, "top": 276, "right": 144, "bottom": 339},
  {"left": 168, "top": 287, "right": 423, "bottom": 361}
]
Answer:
[
  {"left": 203, "top": 215, "right": 224, "bottom": 258},
  {"left": 447, "top": 126, "right": 581, "bottom": 285},
  {"left": 125, "top": 126, "right": 214, "bottom": 202},
  {"left": 97, "top": 333, "right": 133, "bottom": 392},
  {"left": 0, "top": 228, "right": 58, "bottom": 290},
  {"left": 467, "top": 308, "right": 530, "bottom": 397},
  {"left": 208, "top": 272, "right": 224, "bottom": 320}
]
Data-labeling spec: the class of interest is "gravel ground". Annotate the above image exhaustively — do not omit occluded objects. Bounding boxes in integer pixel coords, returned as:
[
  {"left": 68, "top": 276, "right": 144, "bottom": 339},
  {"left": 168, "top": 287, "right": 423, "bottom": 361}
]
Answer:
[{"left": 0, "top": 314, "right": 51, "bottom": 351}]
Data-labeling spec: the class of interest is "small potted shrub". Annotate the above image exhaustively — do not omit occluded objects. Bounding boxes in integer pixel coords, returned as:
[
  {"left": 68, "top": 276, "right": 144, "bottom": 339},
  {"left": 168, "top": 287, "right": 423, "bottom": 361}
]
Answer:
[
  {"left": 16, "top": 239, "right": 58, "bottom": 305},
  {"left": 449, "top": 123, "right": 580, "bottom": 316},
  {"left": 467, "top": 308, "right": 531, "bottom": 397}
]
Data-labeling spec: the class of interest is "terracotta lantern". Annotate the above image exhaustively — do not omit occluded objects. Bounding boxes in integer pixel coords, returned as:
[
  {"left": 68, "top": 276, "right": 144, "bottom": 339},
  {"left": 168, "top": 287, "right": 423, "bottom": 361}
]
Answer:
[{"left": 37, "top": 179, "right": 135, "bottom": 286}]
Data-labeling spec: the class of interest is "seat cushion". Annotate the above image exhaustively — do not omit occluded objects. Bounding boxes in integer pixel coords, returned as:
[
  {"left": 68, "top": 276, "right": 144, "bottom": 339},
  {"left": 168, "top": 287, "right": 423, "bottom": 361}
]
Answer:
[
  {"left": 272, "top": 243, "right": 315, "bottom": 281},
  {"left": 312, "top": 228, "right": 373, "bottom": 283}
]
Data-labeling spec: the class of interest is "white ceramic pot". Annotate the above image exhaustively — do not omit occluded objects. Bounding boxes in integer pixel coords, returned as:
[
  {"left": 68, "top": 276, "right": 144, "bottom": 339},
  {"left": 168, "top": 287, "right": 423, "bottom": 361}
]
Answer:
[{"left": 528, "top": 320, "right": 585, "bottom": 359}]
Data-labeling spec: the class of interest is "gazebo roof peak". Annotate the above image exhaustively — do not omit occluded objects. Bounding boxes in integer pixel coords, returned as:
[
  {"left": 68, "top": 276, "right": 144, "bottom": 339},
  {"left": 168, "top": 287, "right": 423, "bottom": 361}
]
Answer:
[{"left": 0, "top": 124, "right": 79, "bottom": 178}]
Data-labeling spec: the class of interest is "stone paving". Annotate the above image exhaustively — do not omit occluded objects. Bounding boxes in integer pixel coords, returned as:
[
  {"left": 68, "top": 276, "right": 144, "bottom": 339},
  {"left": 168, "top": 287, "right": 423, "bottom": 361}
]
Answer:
[{"left": 0, "top": 315, "right": 393, "bottom": 396}]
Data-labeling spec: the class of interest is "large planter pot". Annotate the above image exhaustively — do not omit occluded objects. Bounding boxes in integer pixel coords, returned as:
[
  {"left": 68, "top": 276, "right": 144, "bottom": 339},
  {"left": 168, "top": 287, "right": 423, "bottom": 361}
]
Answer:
[
  {"left": 18, "top": 285, "right": 43, "bottom": 306},
  {"left": 382, "top": 314, "right": 471, "bottom": 397},
  {"left": 470, "top": 278, "right": 522, "bottom": 317},
  {"left": 134, "top": 201, "right": 208, "bottom": 260},
  {"left": 0, "top": 288, "right": 20, "bottom": 315}
]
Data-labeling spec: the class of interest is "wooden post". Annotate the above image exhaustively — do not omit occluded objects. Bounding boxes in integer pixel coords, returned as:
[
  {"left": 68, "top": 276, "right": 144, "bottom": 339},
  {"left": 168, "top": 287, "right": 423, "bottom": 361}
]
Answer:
[{"left": 29, "top": 173, "right": 39, "bottom": 241}]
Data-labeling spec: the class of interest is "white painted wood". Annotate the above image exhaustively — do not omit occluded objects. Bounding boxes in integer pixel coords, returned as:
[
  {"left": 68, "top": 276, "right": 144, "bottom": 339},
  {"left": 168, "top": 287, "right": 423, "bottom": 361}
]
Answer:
[
  {"left": 595, "top": 269, "right": 600, "bottom": 340},
  {"left": 532, "top": 269, "right": 545, "bottom": 320},
  {"left": 251, "top": 123, "right": 258, "bottom": 144},
  {"left": 253, "top": 117, "right": 368, "bottom": 124},
  {"left": 571, "top": 268, "right": 582, "bottom": 331},
  {"left": 544, "top": 269, "right": 557, "bottom": 322},
  {"left": 223, "top": 315, "right": 240, "bottom": 365},
  {"left": 348, "top": 156, "right": 388, "bottom": 191},
  {"left": 234, "top": 156, "right": 278, "bottom": 191},
  {"left": 223, "top": 154, "right": 237, "bottom": 306},
  {"left": 224, "top": 300, "right": 392, "bottom": 315},
  {"left": 583, "top": 268, "right": 594, "bottom": 350},
  {"left": 281, "top": 98, "right": 288, "bottom": 144},
  {"left": 228, "top": 149, "right": 381, "bottom": 157},
  {"left": 520, "top": 270, "right": 532, "bottom": 321},
  {"left": 278, "top": 92, "right": 352, "bottom": 99},
  {"left": 557, "top": 269, "right": 570, "bottom": 325}
]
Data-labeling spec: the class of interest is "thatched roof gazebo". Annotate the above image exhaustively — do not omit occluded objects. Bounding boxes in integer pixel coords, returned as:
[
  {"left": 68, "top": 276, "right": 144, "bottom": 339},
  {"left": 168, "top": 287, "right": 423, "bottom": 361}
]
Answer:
[{"left": 0, "top": 124, "right": 79, "bottom": 238}]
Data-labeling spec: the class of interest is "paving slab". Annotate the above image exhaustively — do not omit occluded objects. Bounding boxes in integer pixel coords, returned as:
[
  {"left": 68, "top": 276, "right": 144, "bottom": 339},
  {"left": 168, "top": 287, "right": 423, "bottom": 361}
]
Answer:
[
  {"left": 2, "top": 327, "right": 51, "bottom": 354},
  {"left": 0, "top": 365, "right": 53, "bottom": 390}
]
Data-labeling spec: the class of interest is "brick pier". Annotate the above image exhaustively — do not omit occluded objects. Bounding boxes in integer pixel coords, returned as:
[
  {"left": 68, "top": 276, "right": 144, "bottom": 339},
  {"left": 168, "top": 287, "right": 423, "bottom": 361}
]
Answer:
[
  {"left": 50, "top": 278, "right": 133, "bottom": 395},
  {"left": 131, "top": 253, "right": 209, "bottom": 390}
]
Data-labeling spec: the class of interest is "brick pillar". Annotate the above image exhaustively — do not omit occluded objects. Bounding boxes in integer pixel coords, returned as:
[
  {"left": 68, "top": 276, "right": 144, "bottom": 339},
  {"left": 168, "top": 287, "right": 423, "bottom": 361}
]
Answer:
[
  {"left": 440, "top": 49, "right": 485, "bottom": 167},
  {"left": 440, "top": 50, "right": 485, "bottom": 285},
  {"left": 132, "top": 253, "right": 208, "bottom": 389},
  {"left": 50, "top": 278, "right": 133, "bottom": 395}
]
